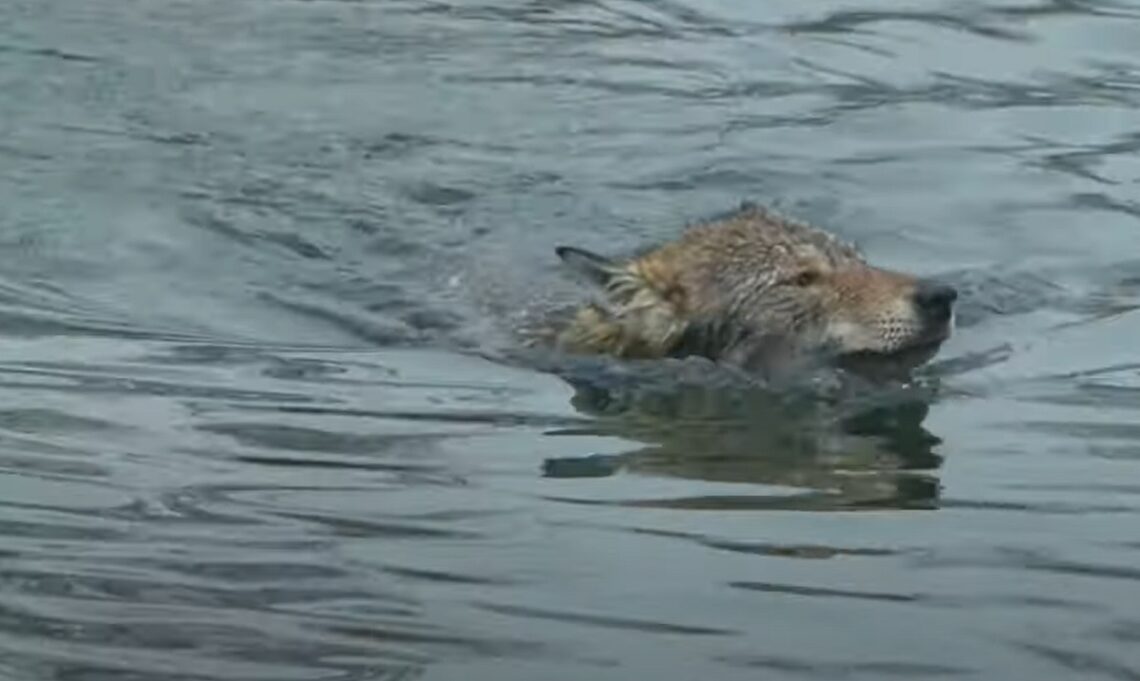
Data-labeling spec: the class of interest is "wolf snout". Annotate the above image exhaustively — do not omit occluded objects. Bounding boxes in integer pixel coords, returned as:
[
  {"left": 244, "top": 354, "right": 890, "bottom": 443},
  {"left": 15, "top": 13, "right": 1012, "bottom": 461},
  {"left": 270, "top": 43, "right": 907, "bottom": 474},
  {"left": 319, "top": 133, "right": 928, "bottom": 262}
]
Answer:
[{"left": 912, "top": 280, "right": 958, "bottom": 322}]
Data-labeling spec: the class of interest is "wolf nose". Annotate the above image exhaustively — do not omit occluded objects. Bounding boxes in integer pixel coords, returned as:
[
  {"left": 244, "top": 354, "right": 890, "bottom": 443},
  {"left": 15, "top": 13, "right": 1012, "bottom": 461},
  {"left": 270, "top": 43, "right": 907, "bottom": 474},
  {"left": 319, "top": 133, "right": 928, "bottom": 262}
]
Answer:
[{"left": 913, "top": 280, "right": 958, "bottom": 320}]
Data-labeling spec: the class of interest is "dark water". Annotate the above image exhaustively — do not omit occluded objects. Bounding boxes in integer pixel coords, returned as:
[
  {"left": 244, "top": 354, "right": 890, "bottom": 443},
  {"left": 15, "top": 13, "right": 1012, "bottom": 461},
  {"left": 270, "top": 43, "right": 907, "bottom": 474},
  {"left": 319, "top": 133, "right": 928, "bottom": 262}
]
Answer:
[{"left": 2, "top": 0, "right": 1140, "bottom": 679}]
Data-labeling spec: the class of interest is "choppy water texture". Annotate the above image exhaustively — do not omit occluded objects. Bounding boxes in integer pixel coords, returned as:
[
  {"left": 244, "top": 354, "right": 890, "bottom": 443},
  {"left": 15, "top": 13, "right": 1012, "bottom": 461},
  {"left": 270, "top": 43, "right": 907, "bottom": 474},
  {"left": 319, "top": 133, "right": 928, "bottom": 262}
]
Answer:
[{"left": 2, "top": 0, "right": 1140, "bottom": 679}]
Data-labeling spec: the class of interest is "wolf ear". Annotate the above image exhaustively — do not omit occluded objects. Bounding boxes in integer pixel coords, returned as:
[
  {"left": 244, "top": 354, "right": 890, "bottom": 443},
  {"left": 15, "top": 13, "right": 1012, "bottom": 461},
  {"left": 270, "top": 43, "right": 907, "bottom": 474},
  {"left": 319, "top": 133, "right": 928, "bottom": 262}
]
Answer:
[{"left": 555, "top": 246, "right": 618, "bottom": 287}]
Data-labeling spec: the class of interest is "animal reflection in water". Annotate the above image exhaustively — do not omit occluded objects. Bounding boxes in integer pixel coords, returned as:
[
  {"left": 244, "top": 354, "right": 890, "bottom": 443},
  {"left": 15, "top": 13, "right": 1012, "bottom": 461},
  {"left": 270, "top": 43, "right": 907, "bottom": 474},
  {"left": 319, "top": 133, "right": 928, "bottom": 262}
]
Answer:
[
  {"left": 540, "top": 359, "right": 944, "bottom": 512},
  {"left": 514, "top": 203, "right": 956, "bottom": 508}
]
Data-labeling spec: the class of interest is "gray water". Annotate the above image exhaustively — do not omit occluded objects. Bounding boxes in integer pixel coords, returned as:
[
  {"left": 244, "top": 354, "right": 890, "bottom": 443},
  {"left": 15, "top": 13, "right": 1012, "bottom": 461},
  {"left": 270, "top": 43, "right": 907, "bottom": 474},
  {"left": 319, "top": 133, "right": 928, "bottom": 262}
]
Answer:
[{"left": 2, "top": 0, "right": 1140, "bottom": 679}]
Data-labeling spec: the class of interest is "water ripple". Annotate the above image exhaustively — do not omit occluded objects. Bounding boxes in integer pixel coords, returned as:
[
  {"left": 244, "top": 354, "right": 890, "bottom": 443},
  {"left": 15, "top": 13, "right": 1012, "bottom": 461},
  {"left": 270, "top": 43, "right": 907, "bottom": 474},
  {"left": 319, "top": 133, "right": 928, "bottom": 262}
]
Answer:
[{"left": 3, "top": 0, "right": 1140, "bottom": 678}]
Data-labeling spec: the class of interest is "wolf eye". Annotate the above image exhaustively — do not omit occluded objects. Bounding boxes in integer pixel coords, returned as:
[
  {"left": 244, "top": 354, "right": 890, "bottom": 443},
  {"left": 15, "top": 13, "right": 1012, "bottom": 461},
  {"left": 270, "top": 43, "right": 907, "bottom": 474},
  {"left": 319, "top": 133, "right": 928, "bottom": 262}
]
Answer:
[{"left": 790, "top": 270, "right": 820, "bottom": 287}]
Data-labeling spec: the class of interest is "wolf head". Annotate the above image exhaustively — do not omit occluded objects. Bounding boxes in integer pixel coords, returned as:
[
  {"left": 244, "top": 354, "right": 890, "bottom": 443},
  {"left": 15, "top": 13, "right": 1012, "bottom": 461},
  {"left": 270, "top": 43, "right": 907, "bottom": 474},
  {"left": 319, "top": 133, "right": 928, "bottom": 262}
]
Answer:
[{"left": 550, "top": 205, "right": 956, "bottom": 381}]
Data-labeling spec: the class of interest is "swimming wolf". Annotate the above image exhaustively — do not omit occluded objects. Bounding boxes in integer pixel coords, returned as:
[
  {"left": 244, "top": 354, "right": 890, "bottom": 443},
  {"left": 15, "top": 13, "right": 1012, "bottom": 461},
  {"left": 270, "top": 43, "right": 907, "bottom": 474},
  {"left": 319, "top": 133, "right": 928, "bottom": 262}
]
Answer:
[{"left": 530, "top": 203, "right": 957, "bottom": 382}]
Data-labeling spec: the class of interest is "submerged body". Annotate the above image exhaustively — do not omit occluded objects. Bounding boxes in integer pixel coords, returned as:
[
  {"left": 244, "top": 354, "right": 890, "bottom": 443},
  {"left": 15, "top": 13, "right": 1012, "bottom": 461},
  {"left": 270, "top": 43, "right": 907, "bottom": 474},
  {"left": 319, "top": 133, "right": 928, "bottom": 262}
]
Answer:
[{"left": 529, "top": 203, "right": 957, "bottom": 381}]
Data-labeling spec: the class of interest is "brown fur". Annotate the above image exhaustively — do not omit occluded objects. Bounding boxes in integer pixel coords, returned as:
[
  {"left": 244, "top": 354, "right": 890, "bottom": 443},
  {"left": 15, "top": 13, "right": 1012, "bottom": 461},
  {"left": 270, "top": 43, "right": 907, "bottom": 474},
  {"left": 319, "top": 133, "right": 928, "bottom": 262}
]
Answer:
[{"left": 529, "top": 203, "right": 956, "bottom": 380}]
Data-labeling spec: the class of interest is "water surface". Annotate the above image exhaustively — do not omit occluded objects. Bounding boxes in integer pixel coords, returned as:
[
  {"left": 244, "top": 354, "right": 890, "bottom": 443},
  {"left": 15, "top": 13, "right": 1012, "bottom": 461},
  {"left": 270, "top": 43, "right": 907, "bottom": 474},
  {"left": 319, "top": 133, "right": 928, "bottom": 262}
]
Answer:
[{"left": 2, "top": 0, "right": 1140, "bottom": 679}]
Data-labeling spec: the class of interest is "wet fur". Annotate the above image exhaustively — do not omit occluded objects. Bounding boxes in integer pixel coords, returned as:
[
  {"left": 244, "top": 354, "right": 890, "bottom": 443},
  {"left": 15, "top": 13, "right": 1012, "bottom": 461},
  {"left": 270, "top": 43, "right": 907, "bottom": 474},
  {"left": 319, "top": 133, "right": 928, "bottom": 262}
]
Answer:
[{"left": 526, "top": 203, "right": 952, "bottom": 380}]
